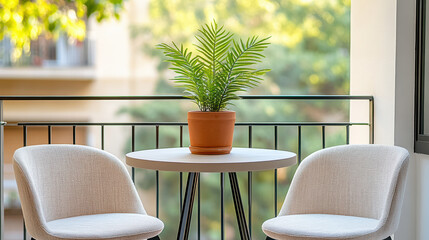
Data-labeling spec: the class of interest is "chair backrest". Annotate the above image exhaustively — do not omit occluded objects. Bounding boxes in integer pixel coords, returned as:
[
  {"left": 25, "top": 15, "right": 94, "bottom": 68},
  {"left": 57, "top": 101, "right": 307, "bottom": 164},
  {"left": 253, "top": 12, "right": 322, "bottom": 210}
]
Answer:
[
  {"left": 279, "top": 144, "right": 409, "bottom": 232},
  {"left": 13, "top": 144, "right": 145, "bottom": 236}
]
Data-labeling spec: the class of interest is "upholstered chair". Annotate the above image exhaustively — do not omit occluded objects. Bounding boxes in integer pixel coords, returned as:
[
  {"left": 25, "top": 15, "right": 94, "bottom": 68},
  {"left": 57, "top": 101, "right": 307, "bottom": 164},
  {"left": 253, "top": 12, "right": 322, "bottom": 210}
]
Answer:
[
  {"left": 13, "top": 144, "right": 164, "bottom": 240},
  {"left": 262, "top": 145, "right": 409, "bottom": 240}
]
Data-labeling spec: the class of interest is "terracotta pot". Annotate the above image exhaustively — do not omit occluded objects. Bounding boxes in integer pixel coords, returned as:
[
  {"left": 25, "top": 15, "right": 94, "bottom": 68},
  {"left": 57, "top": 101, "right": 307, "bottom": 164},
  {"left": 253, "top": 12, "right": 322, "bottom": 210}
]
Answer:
[{"left": 188, "top": 111, "right": 236, "bottom": 154}]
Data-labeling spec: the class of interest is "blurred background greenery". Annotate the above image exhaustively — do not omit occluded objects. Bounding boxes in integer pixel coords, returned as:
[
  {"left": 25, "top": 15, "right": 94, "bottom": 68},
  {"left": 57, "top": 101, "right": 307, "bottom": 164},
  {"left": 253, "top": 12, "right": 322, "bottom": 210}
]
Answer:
[{"left": 1, "top": 0, "right": 351, "bottom": 239}]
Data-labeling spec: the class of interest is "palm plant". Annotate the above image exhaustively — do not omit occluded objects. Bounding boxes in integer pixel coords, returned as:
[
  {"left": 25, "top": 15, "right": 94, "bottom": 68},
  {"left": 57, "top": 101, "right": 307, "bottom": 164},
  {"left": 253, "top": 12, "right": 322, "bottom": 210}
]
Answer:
[{"left": 157, "top": 21, "right": 270, "bottom": 112}]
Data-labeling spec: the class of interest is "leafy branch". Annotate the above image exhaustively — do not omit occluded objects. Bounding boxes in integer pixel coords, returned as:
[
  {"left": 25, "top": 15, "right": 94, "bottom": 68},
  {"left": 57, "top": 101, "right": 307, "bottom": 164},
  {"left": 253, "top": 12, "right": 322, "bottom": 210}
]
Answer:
[{"left": 0, "top": 0, "right": 125, "bottom": 61}]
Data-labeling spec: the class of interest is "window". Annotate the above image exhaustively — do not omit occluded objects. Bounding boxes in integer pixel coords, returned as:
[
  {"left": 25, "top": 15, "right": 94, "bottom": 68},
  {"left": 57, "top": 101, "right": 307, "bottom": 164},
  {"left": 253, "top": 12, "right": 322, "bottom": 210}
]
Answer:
[
  {"left": 0, "top": 35, "right": 93, "bottom": 67},
  {"left": 415, "top": 0, "right": 429, "bottom": 154}
]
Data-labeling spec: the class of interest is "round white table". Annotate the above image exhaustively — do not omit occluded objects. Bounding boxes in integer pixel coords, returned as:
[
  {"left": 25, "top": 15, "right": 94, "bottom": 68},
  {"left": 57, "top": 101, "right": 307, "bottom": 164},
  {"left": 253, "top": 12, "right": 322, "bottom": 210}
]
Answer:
[{"left": 126, "top": 147, "right": 296, "bottom": 240}]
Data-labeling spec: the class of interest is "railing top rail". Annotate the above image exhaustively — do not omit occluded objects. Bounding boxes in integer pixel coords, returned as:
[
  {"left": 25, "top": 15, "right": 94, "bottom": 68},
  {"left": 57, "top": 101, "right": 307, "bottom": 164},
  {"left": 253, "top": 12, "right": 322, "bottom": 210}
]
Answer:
[
  {"left": 0, "top": 95, "right": 373, "bottom": 101},
  {"left": 9, "top": 122, "right": 368, "bottom": 126}
]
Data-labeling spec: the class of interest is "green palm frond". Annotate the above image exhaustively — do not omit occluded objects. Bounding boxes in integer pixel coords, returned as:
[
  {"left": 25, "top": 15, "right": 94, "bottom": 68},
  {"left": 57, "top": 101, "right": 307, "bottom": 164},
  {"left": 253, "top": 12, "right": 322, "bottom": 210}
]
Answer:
[
  {"left": 158, "top": 21, "right": 270, "bottom": 112},
  {"left": 156, "top": 42, "right": 207, "bottom": 109},
  {"left": 195, "top": 21, "right": 233, "bottom": 80},
  {"left": 215, "top": 36, "right": 271, "bottom": 110}
]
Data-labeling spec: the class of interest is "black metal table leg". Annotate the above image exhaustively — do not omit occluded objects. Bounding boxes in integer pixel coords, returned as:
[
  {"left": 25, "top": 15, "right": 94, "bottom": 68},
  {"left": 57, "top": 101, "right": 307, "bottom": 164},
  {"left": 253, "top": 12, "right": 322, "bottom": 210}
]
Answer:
[
  {"left": 148, "top": 236, "right": 161, "bottom": 240},
  {"left": 229, "top": 172, "right": 251, "bottom": 240},
  {"left": 177, "top": 172, "right": 200, "bottom": 240}
]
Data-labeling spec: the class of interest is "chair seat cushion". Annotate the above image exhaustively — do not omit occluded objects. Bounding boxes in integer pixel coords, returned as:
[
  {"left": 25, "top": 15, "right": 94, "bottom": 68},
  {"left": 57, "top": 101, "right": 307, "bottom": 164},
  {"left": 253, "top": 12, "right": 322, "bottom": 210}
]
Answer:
[
  {"left": 46, "top": 213, "right": 164, "bottom": 240},
  {"left": 262, "top": 214, "right": 379, "bottom": 239}
]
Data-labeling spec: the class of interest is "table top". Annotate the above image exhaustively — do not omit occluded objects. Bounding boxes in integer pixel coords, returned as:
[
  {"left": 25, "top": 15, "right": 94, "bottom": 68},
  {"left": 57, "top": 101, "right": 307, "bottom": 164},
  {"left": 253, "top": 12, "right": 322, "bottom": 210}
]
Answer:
[{"left": 126, "top": 147, "right": 296, "bottom": 172}]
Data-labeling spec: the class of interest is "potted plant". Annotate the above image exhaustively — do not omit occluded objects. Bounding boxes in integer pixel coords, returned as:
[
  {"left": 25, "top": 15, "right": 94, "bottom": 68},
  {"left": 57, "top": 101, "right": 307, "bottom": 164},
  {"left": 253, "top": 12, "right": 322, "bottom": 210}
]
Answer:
[{"left": 158, "top": 21, "right": 270, "bottom": 154}]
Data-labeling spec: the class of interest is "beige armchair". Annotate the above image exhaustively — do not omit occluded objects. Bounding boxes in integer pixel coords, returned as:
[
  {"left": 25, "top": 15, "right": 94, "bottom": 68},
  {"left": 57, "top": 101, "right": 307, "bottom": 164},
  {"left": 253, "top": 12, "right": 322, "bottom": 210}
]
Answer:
[
  {"left": 13, "top": 144, "right": 164, "bottom": 240},
  {"left": 262, "top": 144, "right": 409, "bottom": 240}
]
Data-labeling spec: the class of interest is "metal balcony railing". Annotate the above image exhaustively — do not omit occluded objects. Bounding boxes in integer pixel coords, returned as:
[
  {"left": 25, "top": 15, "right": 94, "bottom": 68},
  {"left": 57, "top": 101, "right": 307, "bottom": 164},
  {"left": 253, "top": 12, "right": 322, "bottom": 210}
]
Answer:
[{"left": 0, "top": 95, "right": 374, "bottom": 240}]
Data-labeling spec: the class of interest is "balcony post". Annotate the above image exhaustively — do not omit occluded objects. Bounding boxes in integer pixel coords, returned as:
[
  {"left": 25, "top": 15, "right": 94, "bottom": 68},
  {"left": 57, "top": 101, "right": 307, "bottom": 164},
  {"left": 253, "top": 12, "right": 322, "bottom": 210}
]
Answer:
[
  {"left": 0, "top": 100, "right": 4, "bottom": 240},
  {"left": 369, "top": 98, "right": 375, "bottom": 144}
]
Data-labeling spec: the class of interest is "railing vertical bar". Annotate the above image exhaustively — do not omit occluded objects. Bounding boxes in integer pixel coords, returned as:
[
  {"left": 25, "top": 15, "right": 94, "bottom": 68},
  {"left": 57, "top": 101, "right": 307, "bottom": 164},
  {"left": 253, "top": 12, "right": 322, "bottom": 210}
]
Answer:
[
  {"left": 298, "top": 126, "right": 302, "bottom": 163},
  {"left": 346, "top": 125, "right": 350, "bottom": 144},
  {"left": 156, "top": 125, "right": 159, "bottom": 149},
  {"left": 72, "top": 126, "right": 76, "bottom": 144},
  {"left": 369, "top": 98, "right": 375, "bottom": 144},
  {"left": 48, "top": 125, "right": 52, "bottom": 144},
  {"left": 101, "top": 125, "right": 105, "bottom": 150},
  {"left": 180, "top": 126, "right": 183, "bottom": 147},
  {"left": 274, "top": 126, "right": 278, "bottom": 216},
  {"left": 23, "top": 126, "right": 27, "bottom": 147},
  {"left": 0, "top": 100, "right": 4, "bottom": 240},
  {"left": 131, "top": 125, "right": 135, "bottom": 183},
  {"left": 248, "top": 126, "right": 253, "bottom": 147},
  {"left": 180, "top": 172, "right": 183, "bottom": 212},
  {"left": 248, "top": 126, "right": 252, "bottom": 238},
  {"left": 23, "top": 125, "right": 27, "bottom": 240},
  {"left": 198, "top": 174, "right": 201, "bottom": 240},
  {"left": 156, "top": 170, "right": 159, "bottom": 218},
  {"left": 274, "top": 126, "right": 278, "bottom": 149},
  {"left": 322, "top": 126, "right": 326, "bottom": 149},
  {"left": 180, "top": 126, "right": 183, "bottom": 212},
  {"left": 220, "top": 172, "right": 225, "bottom": 240},
  {"left": 155, "top": 126, "right": 159, "bottom": 218}
]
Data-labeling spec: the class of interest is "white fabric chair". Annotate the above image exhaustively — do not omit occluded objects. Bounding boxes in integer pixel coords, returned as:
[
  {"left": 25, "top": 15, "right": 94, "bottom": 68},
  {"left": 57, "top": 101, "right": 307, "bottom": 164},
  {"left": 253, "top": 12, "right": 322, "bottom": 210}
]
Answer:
[
  {"left": 262, "top": 144, "right": 409, "bottom": 240},
  {"left": 13, "top": 144, "right": 164, "bottom": 240}
]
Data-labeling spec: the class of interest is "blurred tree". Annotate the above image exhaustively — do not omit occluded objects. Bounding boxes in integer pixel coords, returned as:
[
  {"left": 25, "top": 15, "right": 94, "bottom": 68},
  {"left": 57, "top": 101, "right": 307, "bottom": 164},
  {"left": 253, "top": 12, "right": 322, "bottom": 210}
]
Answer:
[
  {"left": 0, "top": 0, "right": 125, "bottom": 60},
  {"left": 132, "top": 0, "right": 351, "bottom": 95}
]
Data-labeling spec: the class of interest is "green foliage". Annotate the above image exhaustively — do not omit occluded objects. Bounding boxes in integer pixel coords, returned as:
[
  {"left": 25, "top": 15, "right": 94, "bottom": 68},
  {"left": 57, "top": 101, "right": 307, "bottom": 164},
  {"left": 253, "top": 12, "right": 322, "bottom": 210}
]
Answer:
[
  {"left": 129, "top": 0, "right": 352, "bottom": 133},
  {"left": 0, "top": 0, "right": 125, "bottom": 61},
  {"left": 157, "top": 21, "right": 270, "bottom": 111},
  {"left": 132, "top": 0, "right": 350, "bottom": 95}
]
